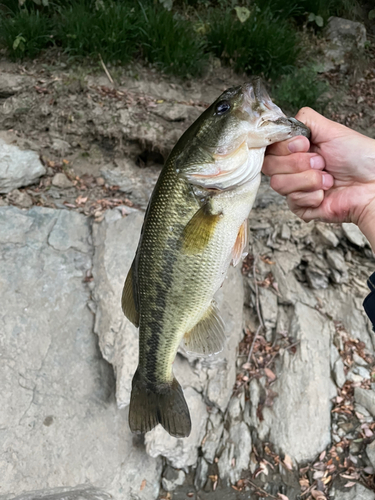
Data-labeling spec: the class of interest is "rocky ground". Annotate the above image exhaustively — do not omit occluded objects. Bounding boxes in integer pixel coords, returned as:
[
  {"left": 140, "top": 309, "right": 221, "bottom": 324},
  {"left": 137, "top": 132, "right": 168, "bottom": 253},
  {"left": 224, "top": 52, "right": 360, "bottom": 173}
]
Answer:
[{"left": 1, "top": 17, "right": 375, "bottom": 500}]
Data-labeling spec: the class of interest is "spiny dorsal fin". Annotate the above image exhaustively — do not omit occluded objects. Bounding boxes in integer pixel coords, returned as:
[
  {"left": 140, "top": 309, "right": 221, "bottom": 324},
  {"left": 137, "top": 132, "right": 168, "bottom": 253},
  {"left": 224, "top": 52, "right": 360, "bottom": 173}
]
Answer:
[
  {"left": 182, "top": 301, "right": 226, "bottom": 355},
  {"left": 231, "top": 219, "right": 248, "bottom": 267},
  {"left": 182, "top": 203, "right": 221, "bottom": 255},
  {"left": 121, "top": 262, "right": 140, "bottom": 327}
]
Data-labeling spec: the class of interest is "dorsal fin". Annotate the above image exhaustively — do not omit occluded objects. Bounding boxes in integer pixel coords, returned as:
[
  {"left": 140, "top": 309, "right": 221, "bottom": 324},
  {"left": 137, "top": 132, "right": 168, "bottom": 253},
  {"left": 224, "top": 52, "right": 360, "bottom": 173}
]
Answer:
[{"left": 121, "top": 261, "right": 140, "bottom": 327}]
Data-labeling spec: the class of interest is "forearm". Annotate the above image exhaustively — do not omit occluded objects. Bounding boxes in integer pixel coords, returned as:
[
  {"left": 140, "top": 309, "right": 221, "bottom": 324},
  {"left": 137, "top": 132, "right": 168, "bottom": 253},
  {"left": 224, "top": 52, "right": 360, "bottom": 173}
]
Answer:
[{"left": 358, "top": 207, "right": 375, "bottom": 253}]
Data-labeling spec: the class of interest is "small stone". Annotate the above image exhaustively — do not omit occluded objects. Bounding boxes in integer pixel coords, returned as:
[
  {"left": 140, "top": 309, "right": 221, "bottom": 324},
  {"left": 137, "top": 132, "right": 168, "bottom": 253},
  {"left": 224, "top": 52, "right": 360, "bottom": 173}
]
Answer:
[
  {"left": 306, "top": 266, "right": 329, "bottom": 289},
  {"left": 353, "top": 366, "right": 371, "bottom": 379},
  {"left": 51, "top": 138, "right": 71, "bottom": 155},
  {"left": 162, "top": 466, "right": 186, "bottom": 492},
  {"left": 346, "top": 371, "right": 364, "bottom": 383},
  {"left": 52, "top": 173, "right": 73, "bottom": 189},
  {"left": 7, "top": 189, "right": 33, "bottom": 208},
  {"left": 366, "top": 440, "right": 375, "bottom": 469},
  {"left": 0, "top": 138, "right": 46, "bottom": 193},
  {"left": 353, "top": 353, "right": 368, "bottom": 366},
  {"left": 280, "top": 223, "right": 291, "bottom": 240},
  {"left": 333, "top": 357, "right": 346, "bottom": 388},
  {"left": 326, "top": 249, "right": 348, "bottom": 273},
  {"left": 342, "top": 223, "right": 368, "bottom": 247},
  {"left": 96, "top": 176, "right": 105, "bottom": 186},
  {"left": 315, "top": 224, "right": 339, "bottom": 247},
  {"left": 354, "top": 387, "right": 375, "bottom": 417}
]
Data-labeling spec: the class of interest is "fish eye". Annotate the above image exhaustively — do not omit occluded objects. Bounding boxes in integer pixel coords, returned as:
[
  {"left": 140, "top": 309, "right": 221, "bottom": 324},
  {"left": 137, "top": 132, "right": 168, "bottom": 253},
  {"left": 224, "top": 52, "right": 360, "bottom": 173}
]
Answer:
[{"left": 216, "top": 101, "right": 231, "bottom": 115}]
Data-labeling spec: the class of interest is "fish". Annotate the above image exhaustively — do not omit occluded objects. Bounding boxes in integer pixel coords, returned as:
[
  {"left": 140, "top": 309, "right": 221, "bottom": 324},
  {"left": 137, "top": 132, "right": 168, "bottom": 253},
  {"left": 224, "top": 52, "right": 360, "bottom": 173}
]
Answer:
[{"left": 122, "top": 78, "right": 310, "bottom": 438}]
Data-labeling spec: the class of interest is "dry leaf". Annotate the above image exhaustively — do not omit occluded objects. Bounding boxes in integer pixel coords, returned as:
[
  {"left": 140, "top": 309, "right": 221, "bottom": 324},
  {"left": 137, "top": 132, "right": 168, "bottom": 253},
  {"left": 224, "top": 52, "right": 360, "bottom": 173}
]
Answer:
[
  {"left": 311, "top": 490, "right": 326, "bottom": 500},
  {"left": 264, "top": 367, "right": 276, "bottom": 381},
  {"left": 344, "top": 481, "right": 356, "bottom": 488},
  {"left": 140, "top": 479, "right": 146, "bottom": 491},
  {"left": 283, "top": 454, "right": 293, "bottom": 471},
  {"left": 277, "top": 494, "right": 289, "bottom": 500}
]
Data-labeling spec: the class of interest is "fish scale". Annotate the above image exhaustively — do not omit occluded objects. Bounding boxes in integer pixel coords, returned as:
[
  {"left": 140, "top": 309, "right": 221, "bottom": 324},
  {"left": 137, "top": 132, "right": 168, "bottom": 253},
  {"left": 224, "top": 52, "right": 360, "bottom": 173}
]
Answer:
[{"left": 122, "top": 79, "right": 310, "bottom": 438}]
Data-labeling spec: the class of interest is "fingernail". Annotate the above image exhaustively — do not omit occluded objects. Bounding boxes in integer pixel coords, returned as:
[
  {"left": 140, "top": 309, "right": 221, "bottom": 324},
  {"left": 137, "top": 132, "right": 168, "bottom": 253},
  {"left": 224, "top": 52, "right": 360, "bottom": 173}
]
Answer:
[
  {"left": 288, "top": 137, "right": 307, "bottom": 153},
  {"left": 322, "top": 173, "right": 334, "bottom": 189},
  {"left": 310, "top": 155, "right": 325, "bottom": 170}
]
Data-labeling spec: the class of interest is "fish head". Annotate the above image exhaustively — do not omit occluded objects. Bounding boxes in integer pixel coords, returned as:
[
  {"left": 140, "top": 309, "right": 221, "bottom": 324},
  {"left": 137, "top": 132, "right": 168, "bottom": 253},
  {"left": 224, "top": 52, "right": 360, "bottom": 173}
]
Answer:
[{"left": 175, "top": 78, "right": 310, "bottom": 190}]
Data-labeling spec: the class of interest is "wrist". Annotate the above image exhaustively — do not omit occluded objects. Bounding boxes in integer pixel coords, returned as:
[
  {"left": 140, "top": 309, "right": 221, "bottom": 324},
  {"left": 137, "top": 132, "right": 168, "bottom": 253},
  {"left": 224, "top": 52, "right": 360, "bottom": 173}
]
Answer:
[{"left": 358, "top": 201, "right": 375, "bottom": 252}]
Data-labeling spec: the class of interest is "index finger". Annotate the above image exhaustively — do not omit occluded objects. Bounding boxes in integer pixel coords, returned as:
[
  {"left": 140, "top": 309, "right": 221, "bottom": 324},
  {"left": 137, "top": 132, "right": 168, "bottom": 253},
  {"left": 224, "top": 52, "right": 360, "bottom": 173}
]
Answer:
[{"left": 266, "top": 135, "right": 310, "bottom": 157}]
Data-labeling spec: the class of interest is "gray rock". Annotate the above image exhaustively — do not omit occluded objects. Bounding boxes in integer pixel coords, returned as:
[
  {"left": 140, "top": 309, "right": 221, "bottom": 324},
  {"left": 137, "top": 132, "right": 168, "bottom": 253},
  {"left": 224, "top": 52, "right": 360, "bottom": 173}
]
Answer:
[
  {"left": 6, "top": 188, "right": 33, "bottom": 208},
  {"left": 306, "top": 265, "right": 329, "bottom": 289},
  {"left": 342, "top": 223, "right": 369, "bottom": 247},
  {"left": 259, "top": 287, "right": 278, "bottom": 337},
  {"left": 145, "top": 387, "right": 208, "bottom": 469},
  {"left": 48, "top": 209, "right": 91, "bottom": 253},
  {"left": 0, "top": 72, "right": 32, "bottom": 98},
  {"left": 366, "top": 440, "right": 375, "bottom": 469},
  {"left": 0, "top": 138, "right": 46, "bottom": 193},
  {"left": 217, "top": 422, "right": 252, "bottom": 484},
  {"left": 51, "top": 138, "right": 71, "bottom": 156},
  {"left": 0, "top": 486, "right": 113, "bottom": 500},
  {"left": 280, "top": 223, "right": 291, "bottom": 240},
  {"left": 51, "top": 172, "right": 74, "bottom": 188},
  {"left": 205, "top": 266, "right": 245, "bottom": 411},
  {"left": 315, "top": 223, "right": 339, "bottom": 247},
  {"left": 354, "top": 388, "right": 375, "bottom": 417},
  {"left": 333, "top": 358, "right": 346, "bottom": 388},
  {"left": 323, "top": 17, "right": 367, "bottom": 71},
  {"left": 265, "top": 302, "right": 336, "bottom": 463},
  {"left": 151, "top": 102, "right": 197, "bottom": 122},
  {"left": 326, "top": 249, "right": 349, "bottom": 284},
  {"left": 162, "top": 467, "right": 186, "bottom": 492},
  {"left": 202, "top": 411, "right": 224, "bottom": 464},
  {"left": 92, "top": 209, "right": 143, "bottom": 407},
  {"left": 0, "top": 206, "right": 161, "bottom": 499},
  {"left": 101, "top": 160, "right": 160, "bottom": 208},
  {"left": 194, "top": 458, "right": 209, "bottom": 490},
  {"left": 335, "top": 483, "right": 374, "bottom": 500}
]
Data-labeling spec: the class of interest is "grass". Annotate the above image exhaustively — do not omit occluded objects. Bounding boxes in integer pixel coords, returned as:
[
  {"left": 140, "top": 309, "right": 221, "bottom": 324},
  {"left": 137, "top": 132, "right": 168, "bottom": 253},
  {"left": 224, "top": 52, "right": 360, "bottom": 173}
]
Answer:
[
  {"left": 0, "top": 0, "right": 336, "bottom": 109},
  {"left": 206, "top": 6, "right": 299, "bottom": 79},
  {"left": 272, "top": 65, "right": 330, "bottom": 113}
]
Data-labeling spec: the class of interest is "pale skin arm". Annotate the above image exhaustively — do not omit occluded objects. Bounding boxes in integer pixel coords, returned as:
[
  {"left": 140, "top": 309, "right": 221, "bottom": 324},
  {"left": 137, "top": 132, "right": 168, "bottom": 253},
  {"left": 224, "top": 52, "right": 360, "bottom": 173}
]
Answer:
[{"left": 262, "top": 107, "right": 375, "bottom": 251}]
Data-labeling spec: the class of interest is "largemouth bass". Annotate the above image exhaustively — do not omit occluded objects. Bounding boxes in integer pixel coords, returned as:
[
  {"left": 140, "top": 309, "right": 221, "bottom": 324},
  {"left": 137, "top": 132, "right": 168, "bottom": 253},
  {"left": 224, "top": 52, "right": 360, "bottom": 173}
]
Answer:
[{"left": 122, "top": 78, "right": 310, "bottom": 438}]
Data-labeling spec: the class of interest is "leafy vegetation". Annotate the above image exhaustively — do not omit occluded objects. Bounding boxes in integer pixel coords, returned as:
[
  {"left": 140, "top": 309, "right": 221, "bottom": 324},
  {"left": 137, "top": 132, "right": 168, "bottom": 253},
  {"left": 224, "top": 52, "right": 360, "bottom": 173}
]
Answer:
[
  {"left": 0, "top": 0, "right": 362, "bottom": 106},
  {"left": 272, "top": 65, "right": 329, "bottom": 113}
]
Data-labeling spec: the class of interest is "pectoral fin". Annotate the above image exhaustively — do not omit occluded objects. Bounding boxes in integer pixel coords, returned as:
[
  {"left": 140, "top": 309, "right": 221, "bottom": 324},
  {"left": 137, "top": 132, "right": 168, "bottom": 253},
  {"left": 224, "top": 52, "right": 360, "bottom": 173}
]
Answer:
[
  {"left": 182, "top": 203, "right": 221, "bottom": 255},
  {"left": 121, "top": 262, "right": 140, "bottom": 327},
  {"left": 231, "top": 219, "right": 248, "bottom": 267},
  {"left": 182, "top": 301, "right": 226, "bottom": 355}
]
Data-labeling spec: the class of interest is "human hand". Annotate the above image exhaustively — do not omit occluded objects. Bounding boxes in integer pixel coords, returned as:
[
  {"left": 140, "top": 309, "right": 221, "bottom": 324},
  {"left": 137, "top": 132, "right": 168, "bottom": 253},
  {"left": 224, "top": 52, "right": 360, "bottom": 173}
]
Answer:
[{"left": 262, "top": 107, "right": 375, "bottom": 248}]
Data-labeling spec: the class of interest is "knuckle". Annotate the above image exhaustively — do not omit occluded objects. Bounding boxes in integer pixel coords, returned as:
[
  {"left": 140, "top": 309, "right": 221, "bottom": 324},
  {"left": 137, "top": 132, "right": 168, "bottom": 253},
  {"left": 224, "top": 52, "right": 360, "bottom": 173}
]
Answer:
[
  {"left": 292, "top": 153, "right": 310, "bottom": 173},
  {"left": 270, "top": 175, "right": 286, "bottom": 194}
]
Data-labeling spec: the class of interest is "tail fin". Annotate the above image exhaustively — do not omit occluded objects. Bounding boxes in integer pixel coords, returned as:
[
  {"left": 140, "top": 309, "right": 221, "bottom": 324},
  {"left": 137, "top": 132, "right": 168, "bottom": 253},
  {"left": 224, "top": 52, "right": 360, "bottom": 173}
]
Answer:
[{"left": 129, "top": 369, "right": 191, "bottom": 438}]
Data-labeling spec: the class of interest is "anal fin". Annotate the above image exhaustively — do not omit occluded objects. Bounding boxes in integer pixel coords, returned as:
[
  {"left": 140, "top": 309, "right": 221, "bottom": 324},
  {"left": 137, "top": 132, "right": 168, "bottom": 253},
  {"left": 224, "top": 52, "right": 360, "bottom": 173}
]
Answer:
[
  {"left": 121, "top": 262, "right": 140, "bottom": 327},
  {"left": 182, "top": 301, "right": 226, "bottom": 356},
  {"left": 231, "top": 219, "right": 248, "bottom": 267}
]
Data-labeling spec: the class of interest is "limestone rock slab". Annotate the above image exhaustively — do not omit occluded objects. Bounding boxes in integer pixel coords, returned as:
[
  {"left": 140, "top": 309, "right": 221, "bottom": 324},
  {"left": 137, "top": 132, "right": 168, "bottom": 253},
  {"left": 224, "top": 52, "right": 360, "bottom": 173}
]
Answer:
[
  {"left": 145, "top": 387, "right": 208, "bottom": 469},
  {"left": 265, "top": 302, "right": 336, "bottom": 463},
  {"left": 0, "top": 206, "right": 161, "bottom": 500},
  {"left": 92, "top": 209, "right": 143, "bottom": 408},
  {"left": 0, "top": 138, "right": 46, "bottom": 193}
]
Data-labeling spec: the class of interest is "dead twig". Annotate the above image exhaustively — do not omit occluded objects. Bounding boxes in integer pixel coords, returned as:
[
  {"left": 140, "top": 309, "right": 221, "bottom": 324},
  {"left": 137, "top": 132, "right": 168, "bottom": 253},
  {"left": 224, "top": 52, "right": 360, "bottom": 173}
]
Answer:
[
  {"left": 247, "top": 255, "right": 264, "bottom": 364},
  {"left": 99, "top": 53, "right": 114, "bottom": 85}
]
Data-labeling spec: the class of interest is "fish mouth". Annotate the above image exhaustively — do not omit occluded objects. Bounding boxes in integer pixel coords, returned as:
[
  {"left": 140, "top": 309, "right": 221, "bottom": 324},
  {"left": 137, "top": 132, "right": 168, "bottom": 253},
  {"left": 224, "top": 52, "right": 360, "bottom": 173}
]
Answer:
[{"left": 241, "top": 78, "right": 310, "bottom": 139}]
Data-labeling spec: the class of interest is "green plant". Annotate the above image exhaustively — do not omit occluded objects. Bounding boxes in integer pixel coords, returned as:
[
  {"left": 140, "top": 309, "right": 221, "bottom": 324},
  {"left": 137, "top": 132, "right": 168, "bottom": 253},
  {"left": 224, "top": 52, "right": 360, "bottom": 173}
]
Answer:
[
  {"left": 55, "top": 0, "right": 139, "bottom": 64},
  {"left": 206, "top": 6, "right": 299, "bottom": 79},
  {"left": 139, "top": 3, "right": 208, "bottom": 77},
  {"left": 0, "top": 7, "right": 52, "bottom": 58},
  {"left": 272, "top": 65, "right": 329, "bottom": 113}
]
